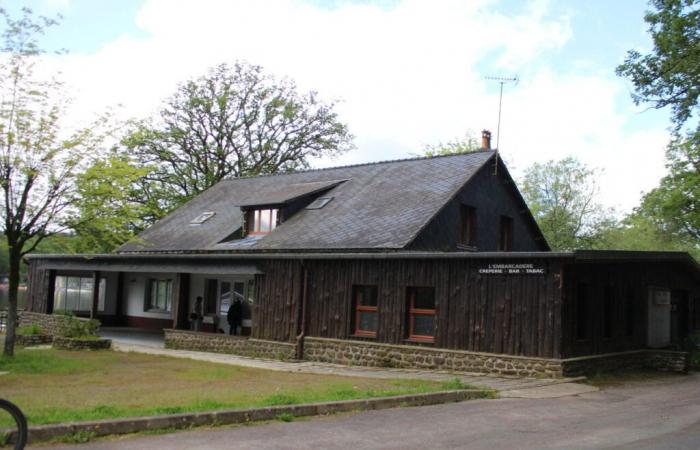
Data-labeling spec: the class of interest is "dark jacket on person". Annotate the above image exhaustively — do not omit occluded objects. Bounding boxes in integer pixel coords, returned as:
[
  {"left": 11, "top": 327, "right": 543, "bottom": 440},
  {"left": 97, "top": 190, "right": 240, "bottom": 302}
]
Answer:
[{"left": 227, "top": 300, "right": 243, "bottom": 325}]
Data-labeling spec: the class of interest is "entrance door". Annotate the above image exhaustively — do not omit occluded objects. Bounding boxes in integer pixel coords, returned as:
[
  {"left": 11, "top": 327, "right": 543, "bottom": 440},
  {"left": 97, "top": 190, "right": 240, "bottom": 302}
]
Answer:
[{"left": 648, "top": 287, "right": 671, "bottom": 348}]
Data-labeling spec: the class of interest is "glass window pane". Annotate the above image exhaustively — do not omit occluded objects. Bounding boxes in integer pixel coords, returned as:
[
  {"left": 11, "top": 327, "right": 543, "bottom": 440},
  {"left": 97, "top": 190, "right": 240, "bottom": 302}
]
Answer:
[
  {"left": 358, "top": 286, "right": 378, "bottom": 306},
  {"left": 270, "top": 209, "right": 278, "bottom": 230},
  {"left": 54, "top": 276, "right": 66, "bottom": 311},
  {"left": 66, "top": 277, "right": 81, "bottom": 311},
  {"left": 412, "top": 314, "right": 435, "bottom": 336},
  {"left": 98, "top": 278, "right": 106, "bottom": 312},
  {"left": 358, "top": 311, "right": 377, "bottom": 332},
  {"left": 80, "top": 277, "right": 94, "bottom": 311},
  {"left": 219, "top": 281, "right": 231, "bottom": 314},
  {"left": 259, "top": 209, "right": 270, "bottom": 232},
  {"left": 165, "top": 280, "right": 172, "bottom": 312},
  {"left": 413, "top": 288, "right": 435, "bottom": 310}
]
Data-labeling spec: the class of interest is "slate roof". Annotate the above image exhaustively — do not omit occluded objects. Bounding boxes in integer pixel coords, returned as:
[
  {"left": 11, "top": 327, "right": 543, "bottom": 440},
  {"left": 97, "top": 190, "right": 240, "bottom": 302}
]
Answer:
[{"left": 118, "top": 151, "right": 496, "bottom": 253}]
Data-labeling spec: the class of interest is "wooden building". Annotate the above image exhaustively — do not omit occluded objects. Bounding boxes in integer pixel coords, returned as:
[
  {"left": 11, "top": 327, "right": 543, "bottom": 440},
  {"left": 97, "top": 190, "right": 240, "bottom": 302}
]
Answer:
[{"left": 23, "top": 140, "right": 700, "bottom": 375}]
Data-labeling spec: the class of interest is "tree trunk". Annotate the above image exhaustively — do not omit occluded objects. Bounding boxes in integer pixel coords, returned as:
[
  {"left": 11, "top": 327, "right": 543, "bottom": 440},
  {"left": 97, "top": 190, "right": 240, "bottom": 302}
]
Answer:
[{"left": 3, "top": 248, "right": 21, "bottom": 357}]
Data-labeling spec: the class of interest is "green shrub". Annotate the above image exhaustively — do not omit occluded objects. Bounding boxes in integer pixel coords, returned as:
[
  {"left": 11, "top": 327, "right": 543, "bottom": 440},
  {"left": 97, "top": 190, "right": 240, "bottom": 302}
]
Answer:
[
  {"left": 57, "top": 313, "right": 100, "bottom": 339},
  {"left": 17, "top": 324, "right": 44, "bottom": 336},
  {"left": 276, "top": 412, "right": 294, "bottom": 422}
]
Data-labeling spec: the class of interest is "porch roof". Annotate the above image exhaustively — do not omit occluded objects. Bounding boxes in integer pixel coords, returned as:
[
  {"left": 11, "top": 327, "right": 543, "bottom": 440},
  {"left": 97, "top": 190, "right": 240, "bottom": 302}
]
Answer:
[{"left": 27, "top": 257, "right": 262, "bottom": 275}]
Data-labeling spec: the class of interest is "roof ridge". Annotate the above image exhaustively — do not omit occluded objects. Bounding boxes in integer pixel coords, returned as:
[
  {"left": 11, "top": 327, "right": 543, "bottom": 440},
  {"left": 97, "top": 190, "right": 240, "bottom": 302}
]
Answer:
[{"left": 224, "top": 150, "right": 496, "bottom": 182}]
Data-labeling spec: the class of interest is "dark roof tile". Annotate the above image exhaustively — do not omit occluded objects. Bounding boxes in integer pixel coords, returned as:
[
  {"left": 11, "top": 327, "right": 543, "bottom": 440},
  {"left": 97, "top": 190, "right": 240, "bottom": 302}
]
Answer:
[{"left": 119, "top": 151, "right": 495, "bottom": 253}]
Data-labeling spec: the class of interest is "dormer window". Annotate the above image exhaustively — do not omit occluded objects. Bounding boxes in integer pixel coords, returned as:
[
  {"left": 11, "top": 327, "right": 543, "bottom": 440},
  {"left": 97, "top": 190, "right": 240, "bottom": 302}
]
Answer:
[{"left": 250, "top": 208, "right": 278, "bottom": 234}]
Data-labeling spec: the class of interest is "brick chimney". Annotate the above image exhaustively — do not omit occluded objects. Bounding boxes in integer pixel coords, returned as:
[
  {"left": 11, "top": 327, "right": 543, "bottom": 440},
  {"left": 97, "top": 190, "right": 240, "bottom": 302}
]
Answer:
[{"left": 481, "top": 130, "right": 492, "bottom": 150}]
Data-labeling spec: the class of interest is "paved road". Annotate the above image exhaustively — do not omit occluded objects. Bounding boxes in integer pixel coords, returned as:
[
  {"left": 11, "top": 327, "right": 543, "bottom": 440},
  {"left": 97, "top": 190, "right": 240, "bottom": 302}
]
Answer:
[{"left": 45, "top": 372, "right": 700, "bottom": 450}]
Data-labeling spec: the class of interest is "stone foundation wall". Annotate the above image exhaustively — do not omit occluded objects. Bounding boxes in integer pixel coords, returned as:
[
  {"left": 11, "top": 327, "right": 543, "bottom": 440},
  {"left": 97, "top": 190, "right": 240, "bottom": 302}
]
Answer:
[
  {"left": 53, "top": 337, "right": 112, "bottom": 351},
  {"left": 164, "top": 329, "right": 296, "bottom": 361},
  {"left": 18, "top": 312, "right": 94, "bottom": 336},
  {"left": 644, "top": 350, "right": 688, "bottom": 373},
  {"left": 303, "top": 337, "right": 564, "bottom": 378},
  {"left": 561, "top": 349, "right": 689, "bottom": 376},
  {"left": 16, "top": 334, "right": 53, "bottom": 347}
]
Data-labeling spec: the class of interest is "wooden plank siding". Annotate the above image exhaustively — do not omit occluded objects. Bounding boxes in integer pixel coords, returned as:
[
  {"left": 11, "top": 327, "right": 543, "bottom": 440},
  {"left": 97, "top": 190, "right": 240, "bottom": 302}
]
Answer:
[
  {"left": 252, "top": 258, "right": 564, "bottom": 358},
  {"left": 561, "top": 262, "right": 700, "bottom": 358},
  {"left": 25, "top": 263, "right": 52, "bottom": 313}
]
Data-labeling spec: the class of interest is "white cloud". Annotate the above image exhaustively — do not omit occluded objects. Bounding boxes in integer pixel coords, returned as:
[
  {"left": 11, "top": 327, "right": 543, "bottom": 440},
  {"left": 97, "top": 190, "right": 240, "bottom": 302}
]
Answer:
[{"left": 47, "top": 0, "right": 669, "bottom": 213}]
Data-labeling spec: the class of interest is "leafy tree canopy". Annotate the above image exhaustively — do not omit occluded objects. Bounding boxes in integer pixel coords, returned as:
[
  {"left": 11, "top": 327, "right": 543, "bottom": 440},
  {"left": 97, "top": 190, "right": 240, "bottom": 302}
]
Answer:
[
  {"left": 616, "top": 0, "right": 700, "bottom": 132},
  {"left": 69, "top": 152, "right": 154, "bottom": 253},
  {"left": 422, "top": 132, "right": 481, "bottom": 157},
  {"left": 125, "top": 62, "right": 354, "bottom": 211},
  {"left": 520, "top": 157, "right": 616, "bottom": 250}
]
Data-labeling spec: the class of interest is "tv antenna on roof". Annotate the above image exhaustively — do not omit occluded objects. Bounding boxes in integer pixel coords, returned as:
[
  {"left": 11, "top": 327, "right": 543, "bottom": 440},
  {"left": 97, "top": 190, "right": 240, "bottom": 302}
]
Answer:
[{"left": 484, "top": 75, "right": 518, "bottom": 151}]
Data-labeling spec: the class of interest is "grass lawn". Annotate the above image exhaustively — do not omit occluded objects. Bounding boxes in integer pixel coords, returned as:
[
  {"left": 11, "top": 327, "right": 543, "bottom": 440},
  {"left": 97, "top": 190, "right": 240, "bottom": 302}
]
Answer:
[{"left": 0, "top": 349, "right": 462, "bottom": 427}]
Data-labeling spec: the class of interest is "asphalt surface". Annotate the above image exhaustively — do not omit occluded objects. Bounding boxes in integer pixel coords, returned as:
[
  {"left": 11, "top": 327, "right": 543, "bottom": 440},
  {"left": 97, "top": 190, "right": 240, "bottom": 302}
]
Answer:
[{"left": 43, "top": 372, "right": 700, "bottom": 450}]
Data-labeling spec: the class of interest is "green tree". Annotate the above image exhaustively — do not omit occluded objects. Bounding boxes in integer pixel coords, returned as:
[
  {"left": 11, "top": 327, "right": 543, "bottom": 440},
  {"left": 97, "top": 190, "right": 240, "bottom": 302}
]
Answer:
[
  {"left": 422, "top": 132, "right": 480, "bottom": 157},
  {"left": 616, "top": 0, "right": 700, "bottom": 132},
  {"left": 520, "top": 157, "right": 616, "bottom": 250},
  {"left": 69, "top": 153, "right": 154, "bottom": 253},
  {"left": 126, "top": 62, "right": 353, "bottom": 212},
  {"left": 0, "top": 8, "right": 96, "bottom": 356},
  {"left": 617, "top": 0, "right": 700, "bottom": 250}
]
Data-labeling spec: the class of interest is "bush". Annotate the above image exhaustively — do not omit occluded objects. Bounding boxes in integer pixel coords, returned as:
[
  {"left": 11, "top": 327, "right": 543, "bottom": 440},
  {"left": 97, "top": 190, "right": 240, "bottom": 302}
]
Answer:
[
  {"left": 57, "top": 313, "right": 100, "bottom": 340},
  {"left": 687, "top": 332, "right": 700, "bottom": 369},
  {"left": 17, "top": 324, "right": 44, "bottom": 336}
]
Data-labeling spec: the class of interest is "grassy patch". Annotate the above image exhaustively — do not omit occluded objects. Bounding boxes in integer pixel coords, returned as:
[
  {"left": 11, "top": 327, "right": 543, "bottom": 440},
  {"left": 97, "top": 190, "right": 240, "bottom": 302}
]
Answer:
[
  {"left": 276, "top": 413, "right": 294, "bottom": 422},
  {"left": 0, "top": 349, "right": 96, "bottom": 374},
  {"left": 0, "top": 349, "right": 462, "bottom": 428}
]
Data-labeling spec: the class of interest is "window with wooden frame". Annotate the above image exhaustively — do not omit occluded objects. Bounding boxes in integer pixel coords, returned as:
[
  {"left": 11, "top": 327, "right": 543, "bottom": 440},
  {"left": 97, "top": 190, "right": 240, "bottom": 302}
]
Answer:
[
  {"left": 406, "top": 287, "right": 436, "bottom": 343},
  {"left": 248, "top": 208, "right": 279, "bottom": 234},
  {"left": 459, "top": 205, "right": 477, "bottom": 248},
  {"left": 498, "top": 215, "right": 513, "bottom": 251},
  {"left": 353, "top": 285, "right": 378, "bottom": 337},
  {"left": 146, "top": 279, "right": 173, "bottom": 312}
]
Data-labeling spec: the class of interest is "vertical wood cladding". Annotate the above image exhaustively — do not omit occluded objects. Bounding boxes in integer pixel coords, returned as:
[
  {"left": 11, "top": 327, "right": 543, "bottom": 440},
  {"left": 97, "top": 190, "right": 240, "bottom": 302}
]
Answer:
[
  {"left": 408, "top": 159, "right": 548, "bottom": 252},
  {"left": 561, "top": 262, "right": 700, "bottom": 358},
  {"left": 25, "top": 263, "right": 52, "bottom": 313},
  {"left": 251, "top": 259, "right": 302, "bottom": 342},
  {"left": 253, "top": 258, "right": 564, "bottom": 358}
]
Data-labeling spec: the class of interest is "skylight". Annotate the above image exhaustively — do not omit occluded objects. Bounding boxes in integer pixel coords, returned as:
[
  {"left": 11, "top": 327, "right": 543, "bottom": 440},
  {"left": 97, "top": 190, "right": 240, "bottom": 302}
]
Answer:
[
  {"left": 190, "top": 211, "right": 215, "bottom": 225},
  {"left": 306, "top": 197, "right": 334, "bottom": 210}
]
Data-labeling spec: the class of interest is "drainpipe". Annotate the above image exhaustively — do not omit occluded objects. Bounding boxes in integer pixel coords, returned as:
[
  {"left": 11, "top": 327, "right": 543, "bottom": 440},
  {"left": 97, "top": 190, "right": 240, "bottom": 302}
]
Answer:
[{"left": 295, "top": 260, "right": 309, "bottom": 360}]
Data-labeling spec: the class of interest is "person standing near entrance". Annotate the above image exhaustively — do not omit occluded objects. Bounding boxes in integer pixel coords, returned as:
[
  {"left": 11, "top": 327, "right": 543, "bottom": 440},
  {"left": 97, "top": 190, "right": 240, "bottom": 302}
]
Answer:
[
  {"left": 191, "top": 296, "right": 204, "bottom": 331},
  {"left": 227, "top": 298, "right": 243, "bottom": 335}
]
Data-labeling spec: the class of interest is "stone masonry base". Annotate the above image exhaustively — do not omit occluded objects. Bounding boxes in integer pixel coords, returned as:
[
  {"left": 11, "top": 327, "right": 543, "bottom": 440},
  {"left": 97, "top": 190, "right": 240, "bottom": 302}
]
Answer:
[
  {"left": 304, "top": 337, "right": 564, "bottom": 378},
  {"left": 164, "top": 329, "right": 296, "bottom": 361},
  {"left": 303, "top": 337, "right": 689, "bottom": 378}
]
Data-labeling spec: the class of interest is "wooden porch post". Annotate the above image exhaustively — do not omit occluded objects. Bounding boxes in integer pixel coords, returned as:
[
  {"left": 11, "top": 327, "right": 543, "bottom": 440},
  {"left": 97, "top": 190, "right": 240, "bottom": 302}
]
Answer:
[
  {"left": 90, "top": 271, "right": 101, "bottom": 319},
  {"left": 46, "top": 270, "right": 56, "bottom": 314},
  {"left": 172, "top": 273, "right": 190, "bottom": 330}
]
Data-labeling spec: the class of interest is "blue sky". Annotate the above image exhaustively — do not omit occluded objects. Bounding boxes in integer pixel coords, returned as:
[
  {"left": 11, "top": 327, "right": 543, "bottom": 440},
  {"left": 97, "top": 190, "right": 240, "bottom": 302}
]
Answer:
[{"left": 2, "top": 0, "right": 672, "bottom": 212}]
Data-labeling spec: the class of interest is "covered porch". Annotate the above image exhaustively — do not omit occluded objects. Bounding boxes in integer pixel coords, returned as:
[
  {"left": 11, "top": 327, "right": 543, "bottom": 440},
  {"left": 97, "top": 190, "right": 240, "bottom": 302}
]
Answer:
[{"left": 23, "top": 254, "right": 263, "bottom": 335}]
